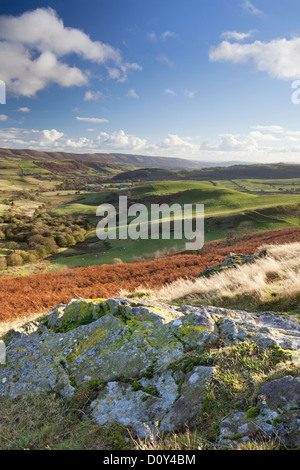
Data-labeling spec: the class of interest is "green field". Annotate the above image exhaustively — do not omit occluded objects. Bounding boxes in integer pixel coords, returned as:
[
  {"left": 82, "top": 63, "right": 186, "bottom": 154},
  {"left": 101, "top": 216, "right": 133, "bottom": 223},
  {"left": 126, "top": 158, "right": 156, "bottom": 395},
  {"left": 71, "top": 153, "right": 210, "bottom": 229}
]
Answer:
[
  {"left": 1, "top": 158, "right": 300, "bottom": 273},
  {"left": 47, "top": 181, "right": 300, "bottom": 270}
]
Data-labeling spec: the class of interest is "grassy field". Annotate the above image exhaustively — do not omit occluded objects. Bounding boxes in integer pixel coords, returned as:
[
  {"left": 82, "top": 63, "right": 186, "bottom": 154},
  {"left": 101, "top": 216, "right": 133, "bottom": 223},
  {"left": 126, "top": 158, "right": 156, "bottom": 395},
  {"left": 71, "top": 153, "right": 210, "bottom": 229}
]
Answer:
[
  {"left": 46, "top": 181, "right": 300, "bottom": 270},
  {"left": 0, "top": 158, "right": 300, "bottom": 273}
]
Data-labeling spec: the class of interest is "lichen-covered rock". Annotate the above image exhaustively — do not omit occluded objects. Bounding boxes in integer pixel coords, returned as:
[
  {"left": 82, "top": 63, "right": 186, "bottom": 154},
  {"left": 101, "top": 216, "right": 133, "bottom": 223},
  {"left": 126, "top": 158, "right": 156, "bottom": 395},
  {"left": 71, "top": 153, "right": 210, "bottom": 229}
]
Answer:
[
  {"left": 218, "top": 375, "right": 300, "bottom": 448},
  {"left": 198, "top": 252, "right": 255, "bottom": 278},
  {"left": 159, "top": 366, "right": 215, "bottom": 433},
  {"left": 90, "top": 366, "right": 215, "bottom": 438},
  {"left": 215, "top": 308, "right": 300, "bottom": 350},
  {"left": 1, "top": 296, "right": 300, "bottom": 438}
]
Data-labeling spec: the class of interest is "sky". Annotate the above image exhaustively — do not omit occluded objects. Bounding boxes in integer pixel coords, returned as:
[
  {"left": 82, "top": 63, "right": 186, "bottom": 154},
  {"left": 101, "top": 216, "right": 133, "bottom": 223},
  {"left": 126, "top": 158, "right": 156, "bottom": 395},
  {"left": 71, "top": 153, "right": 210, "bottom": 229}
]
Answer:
[{"left": 1, "top": 0, "right": 300, "bottom": 162}]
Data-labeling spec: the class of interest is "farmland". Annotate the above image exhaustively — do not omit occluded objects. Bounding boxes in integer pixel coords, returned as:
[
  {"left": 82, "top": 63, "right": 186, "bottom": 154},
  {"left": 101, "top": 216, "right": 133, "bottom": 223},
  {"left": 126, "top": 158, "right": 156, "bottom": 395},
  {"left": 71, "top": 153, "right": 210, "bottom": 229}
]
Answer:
[{"left": 0, "top": 157, "right": 300, "bottom": 275}]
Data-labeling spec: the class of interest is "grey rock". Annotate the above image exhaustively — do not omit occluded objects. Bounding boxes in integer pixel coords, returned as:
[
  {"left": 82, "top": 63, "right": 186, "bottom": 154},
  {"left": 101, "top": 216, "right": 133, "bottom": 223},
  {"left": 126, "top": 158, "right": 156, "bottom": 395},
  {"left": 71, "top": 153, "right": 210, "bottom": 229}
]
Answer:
[
  {"left": 218, "top": 375, "right": 300, "bottom": 448},
  {"left": 1, "top": 297, "right": 300, "bottom": 439}
]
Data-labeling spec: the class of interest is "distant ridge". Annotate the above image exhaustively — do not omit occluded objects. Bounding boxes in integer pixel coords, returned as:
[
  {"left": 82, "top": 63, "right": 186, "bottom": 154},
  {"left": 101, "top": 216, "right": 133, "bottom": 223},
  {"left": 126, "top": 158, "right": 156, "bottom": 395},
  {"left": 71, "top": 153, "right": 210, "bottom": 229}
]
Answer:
[
  {"left": 0, "top": 147, "right": 253, "bottom": 170},
  {"left": 112, "top": 163, "right": 300, "bottom": 182}
]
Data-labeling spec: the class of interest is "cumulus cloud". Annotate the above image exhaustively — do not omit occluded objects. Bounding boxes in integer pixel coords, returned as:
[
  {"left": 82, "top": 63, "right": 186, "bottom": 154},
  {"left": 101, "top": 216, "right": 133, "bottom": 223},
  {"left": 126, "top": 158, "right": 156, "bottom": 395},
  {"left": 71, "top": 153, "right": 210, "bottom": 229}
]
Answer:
[
  {"left": 40, "top": 129, "right": 64, "bottom": 146},
  {"left": 1, "top": 125, "right": 300, "bottom": 162},
  {"left": 201, "top": 126, "right": 300, "bottom": 156},
  {"left": 158, "top": 134, "right": 199, "bottom": 153},
  {"left": 65, "top": 137, "right": 92, "bottom": 149},
  {"left": 0, "top": 8, "right": 141, "bottom": 97},
  {"left": 98, "top": 130, "right": 147, "bottom": 152},
  {"left": 209, "top": 36, "right": 300, "bottom": 80},
  {"left": 0, "top": 114, "right": 8, "bottom": 121},
  {"left": 0, "top": 127, "right": 63, "bottom": 148}
]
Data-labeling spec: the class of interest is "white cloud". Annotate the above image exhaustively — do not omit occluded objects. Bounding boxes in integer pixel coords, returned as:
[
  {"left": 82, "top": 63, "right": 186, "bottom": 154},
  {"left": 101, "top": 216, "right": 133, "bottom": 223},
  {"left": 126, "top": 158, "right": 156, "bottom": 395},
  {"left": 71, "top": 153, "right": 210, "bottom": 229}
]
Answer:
[
  {"left": 0, "top": 8, "right": 121, "bottom": 62},
  {"left": 76, "top": 117, "right": 109, "bottom": 123},
  {"left": 0, "top": 127, "right": 63, "bottom": 148},
  {"left": 221, "top": 30, "right": 256, "bottom": 41},
  {"left": 0, "top": 114, "right": 8, "bottom": 121},
  {"left": 148, "top": 31, "right": 177, "bottom": 42},
  {"left": 126, "top": 88, "right": 139, "bottom": 99},
  {"left": 83, "top": 90, "right": 104, "bottom": 102},
  {"left": 209, "top": 36, "right": 300, "bottom": 80},
  {"left": 158, "top": 134, "right": 199, "bottom": 153},
  {"left": 40, "top": 129, "right": 64, "bottom": 146},
  {"left": 200, "top": 126, "right": 300, "bottom": 157},
  {"left": 242, "top": 0, "right": 263, "bottom": 16},
  {"left": 17, "top": 107, "right": 31, "bottom": 113},
  {"left": 0, "top": 8, "right": 141, "bottom": 97},
  {"left": 98, "top": 130, "right": 147, "bottom": 152},
  {"left": 65, "top": 137, "right": 92, "bottom": 149},
  {"left": 184, "top": 89, "right": 197, "bottom": 99},
  {"left": 1, "top": 125, "right": 300, "bottom": 162},
  {"left": 164, "top": 88, "right": 176, "bottom": 96},
  {"left": 106, "top": 62, "right": 142, "bottom": 83},
  {"left": 161, "top": 31, "right": 178, "bottom": 41},
  {"left": 251, "top": 125, "right": 284, "bottom": 133}
]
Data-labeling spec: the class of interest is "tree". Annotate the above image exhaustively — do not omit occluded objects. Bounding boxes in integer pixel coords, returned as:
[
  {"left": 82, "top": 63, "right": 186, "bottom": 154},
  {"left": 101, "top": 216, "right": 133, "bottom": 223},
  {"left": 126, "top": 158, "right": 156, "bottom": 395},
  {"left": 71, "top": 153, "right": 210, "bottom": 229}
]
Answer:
[
  {"left": 6, "top": 253, "right": 24, "bottom": 267},
  {"left": 238, "top": 221, "right": 254, "bottom": 236},
  {"left": 226, "top": 230, "right": 237, "bottom": 246}
]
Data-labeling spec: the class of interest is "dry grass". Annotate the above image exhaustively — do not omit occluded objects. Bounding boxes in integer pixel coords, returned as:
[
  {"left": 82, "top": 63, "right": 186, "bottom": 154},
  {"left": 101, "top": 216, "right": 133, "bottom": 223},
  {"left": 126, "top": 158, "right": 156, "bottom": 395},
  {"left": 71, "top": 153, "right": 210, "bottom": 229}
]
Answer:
[
  {"left": 0, "top": 394, "right": 131, "bottom": 450},
  {"left": 131, "top": 424, "right": 209, "bottom": 450},
  {"left": 124, "top": 242, "right": 300, "bottom": 311},
  {"left": 0, "top": 227, "right": 299, "bottom": 322},
  {"left": 0, "top": 311, "right": 44, "bottom": 339}
]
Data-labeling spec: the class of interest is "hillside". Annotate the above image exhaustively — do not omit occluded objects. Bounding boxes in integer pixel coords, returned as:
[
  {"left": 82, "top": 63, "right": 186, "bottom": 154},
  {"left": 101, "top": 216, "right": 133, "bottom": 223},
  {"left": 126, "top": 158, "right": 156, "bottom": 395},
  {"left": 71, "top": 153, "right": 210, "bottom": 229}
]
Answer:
[
  {"left": 0, "top": 237, "right": 300, "bottom": 450},
  {"left": 0, "top": 227, "right": 299, "bottom": 323},
  {"left": 0, "top": 175, "right": 299, "bottom": 275},
  {"left": 0, "top": 148, "right": 225, "bottom": 170},
  {"left": 112, "top": 164, "right": 300, "bottom": 182}
]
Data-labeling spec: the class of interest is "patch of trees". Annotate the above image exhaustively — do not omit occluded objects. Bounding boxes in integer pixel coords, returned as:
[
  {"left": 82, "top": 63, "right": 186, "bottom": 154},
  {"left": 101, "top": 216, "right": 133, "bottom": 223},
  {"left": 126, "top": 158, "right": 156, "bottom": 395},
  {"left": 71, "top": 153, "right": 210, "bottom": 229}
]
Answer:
[{"left": 0, "top": 211, "right": 89, "bottom": 269}]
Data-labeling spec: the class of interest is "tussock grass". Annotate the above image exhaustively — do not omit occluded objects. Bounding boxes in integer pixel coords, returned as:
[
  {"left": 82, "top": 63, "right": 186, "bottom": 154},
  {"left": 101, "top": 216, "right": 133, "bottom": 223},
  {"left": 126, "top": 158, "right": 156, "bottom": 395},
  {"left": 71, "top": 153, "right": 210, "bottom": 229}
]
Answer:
[
  {"left": 124, "top": 242, "right": 300, "bottom": 312},
  {"left": 133, "top": 341, "right": 298, "bottom": 451},
  {"left": 0, "top": 393, "right": 131, "bottom": 450}
]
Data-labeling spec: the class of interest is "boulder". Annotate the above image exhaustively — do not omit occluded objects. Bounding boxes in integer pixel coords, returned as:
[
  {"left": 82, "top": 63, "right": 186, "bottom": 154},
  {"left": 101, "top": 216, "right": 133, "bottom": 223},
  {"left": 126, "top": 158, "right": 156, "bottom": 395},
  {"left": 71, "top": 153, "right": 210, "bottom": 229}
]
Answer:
[
  {"left": 198, "top": 252, "right": 255, "bottom": 278},
  {"left": 0, "top": 296, "right": 300, "bottom": 439},
  {"left": 218, "top": 376, "right": 300, "bottom": 449}
]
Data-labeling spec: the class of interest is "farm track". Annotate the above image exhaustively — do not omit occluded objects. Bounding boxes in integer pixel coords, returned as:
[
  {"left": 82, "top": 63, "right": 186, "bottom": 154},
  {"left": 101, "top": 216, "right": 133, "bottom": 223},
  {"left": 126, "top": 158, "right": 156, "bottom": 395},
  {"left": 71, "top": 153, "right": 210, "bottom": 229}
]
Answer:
[{"left": 0, "top": 227, "right": 299, "bottom": 322}]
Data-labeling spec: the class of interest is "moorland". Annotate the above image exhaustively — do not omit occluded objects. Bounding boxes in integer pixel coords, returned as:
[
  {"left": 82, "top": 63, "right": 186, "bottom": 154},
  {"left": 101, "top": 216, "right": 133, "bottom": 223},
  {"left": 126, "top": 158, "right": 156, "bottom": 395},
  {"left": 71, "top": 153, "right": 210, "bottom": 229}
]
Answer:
[{"left": 1, "top": 149, "right": 300, "bottom": 451}]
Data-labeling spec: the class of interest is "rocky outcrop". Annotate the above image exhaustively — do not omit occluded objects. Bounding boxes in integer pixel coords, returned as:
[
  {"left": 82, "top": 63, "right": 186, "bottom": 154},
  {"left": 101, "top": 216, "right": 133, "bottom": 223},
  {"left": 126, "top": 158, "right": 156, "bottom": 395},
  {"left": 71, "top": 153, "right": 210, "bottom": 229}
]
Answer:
[
  {"left": 198, "top": 252, "right": 256, "bottom": 278},
  {"left": 219, "top": 376, "right": 300, "bottom": 448},
  {"left": 0, "top": 297, "right": 300, "bottom": 441}
]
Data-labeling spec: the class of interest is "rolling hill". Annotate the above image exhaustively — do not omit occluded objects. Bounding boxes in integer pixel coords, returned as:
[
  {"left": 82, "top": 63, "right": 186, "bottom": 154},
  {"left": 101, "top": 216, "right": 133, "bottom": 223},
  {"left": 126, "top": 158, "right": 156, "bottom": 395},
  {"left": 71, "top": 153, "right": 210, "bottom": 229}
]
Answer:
[{"left": 0, "top": 147, "right": 253, "bottom": 170}]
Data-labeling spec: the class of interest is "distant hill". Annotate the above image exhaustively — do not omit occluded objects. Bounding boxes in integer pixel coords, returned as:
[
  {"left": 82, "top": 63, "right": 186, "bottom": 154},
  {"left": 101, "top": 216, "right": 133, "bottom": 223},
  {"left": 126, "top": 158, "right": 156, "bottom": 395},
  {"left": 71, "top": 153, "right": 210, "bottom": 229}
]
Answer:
[
  {"left": 0, "top": 147, "right": 252, "bottom": 170},
  {"left": 112, "top": 164, "right": 300, "bottom": 182}
]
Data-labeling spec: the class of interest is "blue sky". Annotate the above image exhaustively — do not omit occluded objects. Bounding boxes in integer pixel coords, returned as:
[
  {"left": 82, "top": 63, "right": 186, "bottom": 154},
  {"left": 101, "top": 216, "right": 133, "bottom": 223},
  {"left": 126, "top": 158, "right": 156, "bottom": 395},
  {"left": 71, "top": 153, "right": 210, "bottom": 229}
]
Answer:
[{"left": 1, "top": 0, "right": 300, "bottom": 162}]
